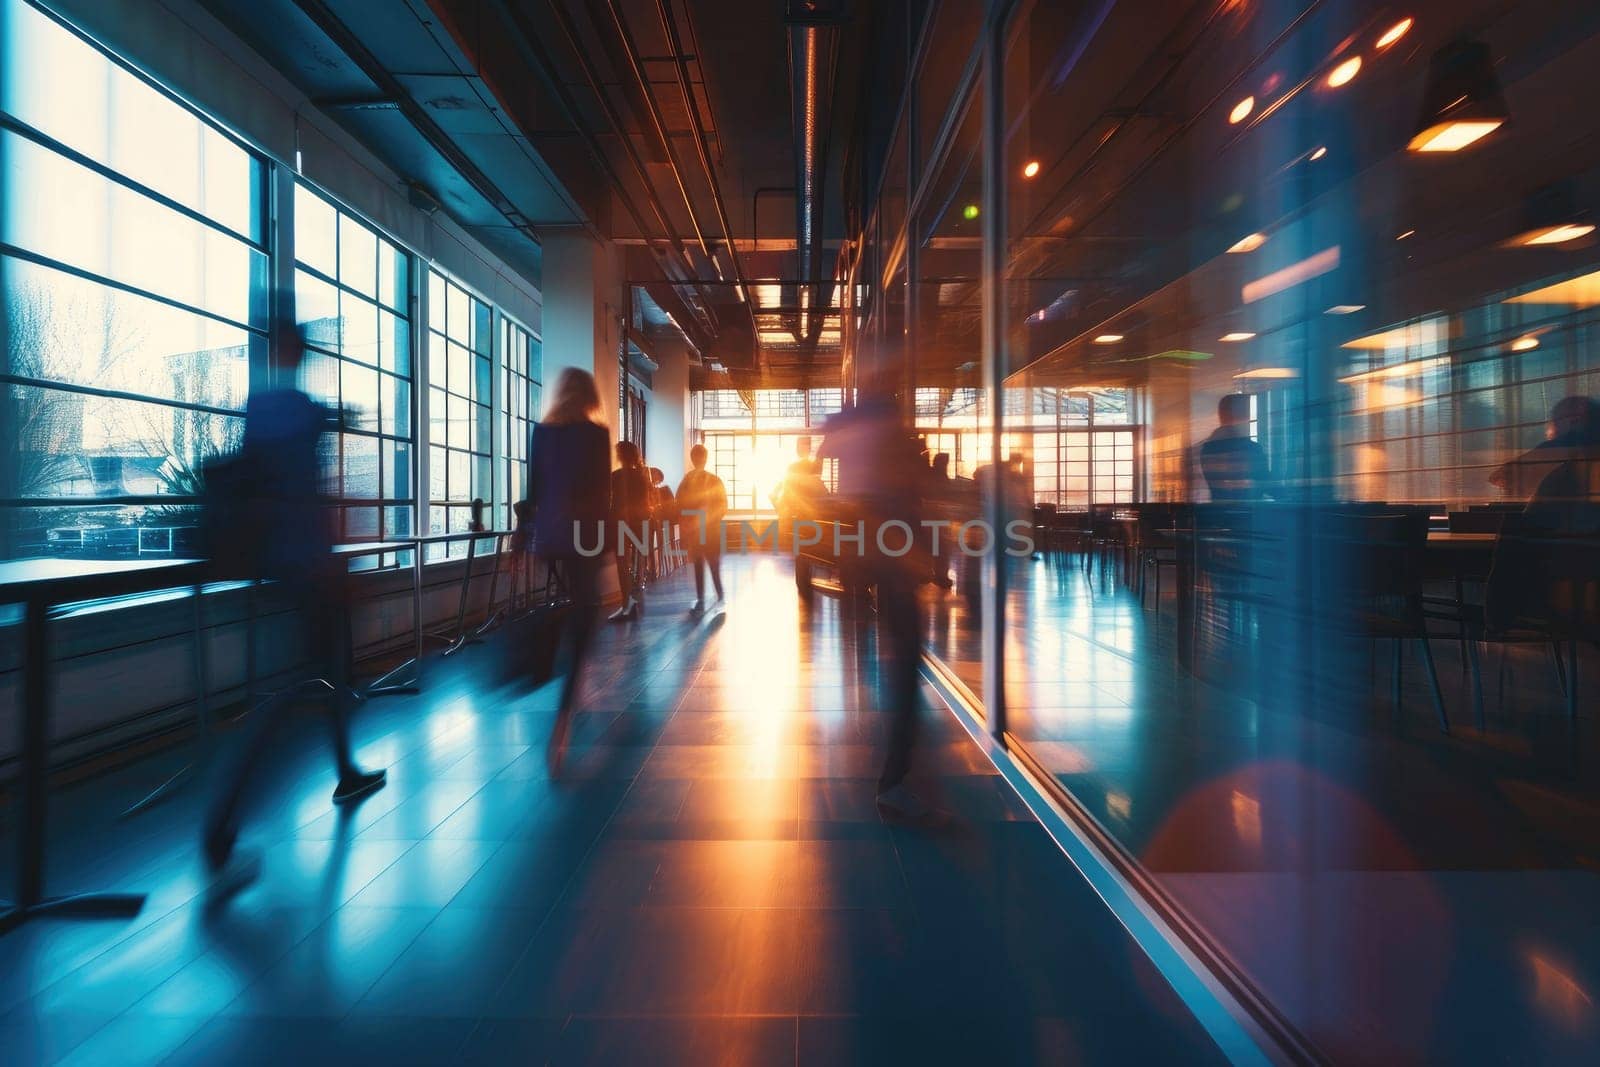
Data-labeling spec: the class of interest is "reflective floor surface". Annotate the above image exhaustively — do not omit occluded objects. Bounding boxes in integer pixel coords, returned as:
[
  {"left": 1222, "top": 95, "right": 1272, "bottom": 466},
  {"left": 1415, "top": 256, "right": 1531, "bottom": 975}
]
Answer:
[
  {"left": 0, "top": 557, "right": 1222, "bottom": 1065},
  {"left": 923, "top": 551, "right": 1600, "bottom": 1063}
]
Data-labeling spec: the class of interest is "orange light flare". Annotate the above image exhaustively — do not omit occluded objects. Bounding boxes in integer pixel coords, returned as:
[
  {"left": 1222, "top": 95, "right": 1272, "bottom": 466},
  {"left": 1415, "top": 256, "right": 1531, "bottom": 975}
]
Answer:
[
  {"left": 1528, "top": 951, "right": 1594, "bottom": 1031},
  {"left": 1326, "top": 55, "right": 1362, "bottom": 88},
  {"left": 1376, "top": 17, "right": 1413, "bottom": 50}
]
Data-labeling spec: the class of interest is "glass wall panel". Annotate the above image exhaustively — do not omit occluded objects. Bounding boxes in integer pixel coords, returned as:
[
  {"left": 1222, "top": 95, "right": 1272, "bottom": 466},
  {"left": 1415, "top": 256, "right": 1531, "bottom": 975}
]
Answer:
[
  {"left": 294, "top": 183, "right": 414, "bottom": 549},
  {"left": 979, "top": 0, "right": 1600, "bottom": 1059},
  {"left": 425, "top": 269, "right": 492, "bottom": 560},
  {"left": 497, "top": 317, "right": 540, "bottom": 531}
]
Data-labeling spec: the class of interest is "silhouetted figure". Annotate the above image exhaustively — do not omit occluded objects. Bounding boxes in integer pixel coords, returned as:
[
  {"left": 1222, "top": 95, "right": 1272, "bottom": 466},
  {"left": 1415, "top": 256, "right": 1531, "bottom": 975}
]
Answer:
[
  {"left": 818, "top": 391, "right": 928, "bottom": 817},
  {"left": 1490, "top": 396, "right": 1600, "bottom": 500},
  {"left": 677, "top": 443, "right": 727, "bottom": 614},
  {"left": 926, "top": 452, "right": 956, "bottom": 588},
  {"left": 1199, "top": 393, "right": 1270, "bottom": 501},
  {"left": 1524, "top": 400, "right": 1600, "bottom": 533},
  {"left": 609, "top": 441, "right": 652, "bottom": 621},
  {"left": 649, "top": 466, "right": 674, "bottom": 576},
  {"left": 201, "top": 336, "right": 385, "bottom": 874},
  {"left": 528, "top": 369, "right": 611, "bottom": 771},
  {"left": 468, "top": 497, "right": 487, "bottom": 533},
  {"left": 773, "top": 438, "right": 816, "bottom": 527}
]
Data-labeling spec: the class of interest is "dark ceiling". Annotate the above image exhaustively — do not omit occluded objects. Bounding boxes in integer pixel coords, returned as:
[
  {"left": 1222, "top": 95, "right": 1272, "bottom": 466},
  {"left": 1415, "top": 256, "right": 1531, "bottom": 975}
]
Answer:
[{"left": 202, "top": 0, "right": 890, "bottom": 389}]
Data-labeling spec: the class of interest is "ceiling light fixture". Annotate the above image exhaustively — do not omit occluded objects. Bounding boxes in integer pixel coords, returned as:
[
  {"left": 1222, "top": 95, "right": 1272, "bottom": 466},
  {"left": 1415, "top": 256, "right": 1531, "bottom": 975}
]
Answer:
[
  {"left": 1326, "top": 56, "right": 1362, "bottom": 88},
  {"left": 1228, "top": 232, "right": 1267, "bottom": 253},
  {"left": 1408, "top": 39, "right": 1507, "bottom": 152},
  {"left": 1230, "top": 96, "right": 1255, "bottom": 124},
  {"left": 1309, "top": 145, "right": 1327, "bottom": 161},
  {"left": 1376, "top": 17, "right": 1413, "bottom": 50},
  {"left": 1517, "top": 223, "right": 1595, "bottom": 246},
  {"left": 1325, "top": 304, "right": 1366, "bottom": 315},
  {"left": 1022, "top": 159, "right": 1041, "bottom": 179},
  {"left": 1510, "top": 336, "right": 1540, "bottom": 352},
  {"left": 1219, "top": 332, "right": 1257, "bottom": 342},
  {"left": 1505, "top": 268, "right": 1600, "bottom": 308},
  {"left": 1093, "top": 334, "right": 1124, "bottom": 344},
  {"left": 1396, "top": 229, "right": 1415, "bottom": 241},
  {"left": 1234, "top": 367, "right": 1298, "bottom": 379}
]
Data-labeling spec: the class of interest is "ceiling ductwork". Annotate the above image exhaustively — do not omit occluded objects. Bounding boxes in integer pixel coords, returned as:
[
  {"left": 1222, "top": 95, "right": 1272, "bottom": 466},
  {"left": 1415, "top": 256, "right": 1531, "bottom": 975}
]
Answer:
[{"left": 786, "top": 0, "right": 846, "bottom": 360}]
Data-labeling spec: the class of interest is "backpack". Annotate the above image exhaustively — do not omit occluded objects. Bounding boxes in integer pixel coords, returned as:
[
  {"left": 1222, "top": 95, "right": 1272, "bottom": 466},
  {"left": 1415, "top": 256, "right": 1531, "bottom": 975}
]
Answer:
[{"left": 198, "top": 449, "right": 268, "bottom": 580}]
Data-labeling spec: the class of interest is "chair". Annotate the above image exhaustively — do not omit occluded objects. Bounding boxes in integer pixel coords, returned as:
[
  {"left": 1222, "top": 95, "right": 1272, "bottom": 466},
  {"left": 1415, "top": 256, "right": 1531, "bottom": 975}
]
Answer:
[
  {"left": 1135, "top": 503, "right": 1179, "bottom": 608},
  {"left": 1031, "top": 503, "right": 1056, "bottom": 557},
  {"left": 1463, "top": 511, "right": 1600, "bottom": 740},
  {"left": 1313, "top": 510, "right": 1451, "bottom": 733}
]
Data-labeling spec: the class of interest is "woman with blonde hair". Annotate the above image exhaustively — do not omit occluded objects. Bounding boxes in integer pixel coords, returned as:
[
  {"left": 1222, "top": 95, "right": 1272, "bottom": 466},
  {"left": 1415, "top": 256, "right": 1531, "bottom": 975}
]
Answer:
[{"left": 527, "top": 367, "right": 609, "bottom": 771}]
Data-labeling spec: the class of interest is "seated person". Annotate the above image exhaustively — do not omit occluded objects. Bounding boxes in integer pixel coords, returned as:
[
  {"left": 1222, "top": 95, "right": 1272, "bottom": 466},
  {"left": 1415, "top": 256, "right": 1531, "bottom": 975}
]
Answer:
[
  {"left": 1490, "top": 396, "right": 1600, "bottom": 499},
  {"left": 1199, "top": 394, "right": 1270, "bottom": 501}
]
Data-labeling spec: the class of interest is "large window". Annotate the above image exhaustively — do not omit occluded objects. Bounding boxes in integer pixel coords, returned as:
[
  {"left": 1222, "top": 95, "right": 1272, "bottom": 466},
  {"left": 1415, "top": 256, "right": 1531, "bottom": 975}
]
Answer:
[
  {"left": 293, "top": 183, "right": 413, "bottom": 547},
  {"left": 426, "top": 269, "right": 491, "bottom": 559},
  {"left": 497, "top": 317, "right": 540, "bottom": 531},
  {"left": 2, "top": 0, "right": 265, "bottom": 560}
]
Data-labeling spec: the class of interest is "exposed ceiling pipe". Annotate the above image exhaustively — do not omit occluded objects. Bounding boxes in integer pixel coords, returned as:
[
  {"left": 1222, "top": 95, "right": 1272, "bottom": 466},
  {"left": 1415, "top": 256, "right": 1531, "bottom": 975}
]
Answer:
[
  {"left": 653, "top": 0, "right": 762, "bottom": 349},
  {"left": 786, "top": 2, "right": 846, "bottom": 369},
  {"left": 485, "top": 0, "right": 718, "bottom": 340}
]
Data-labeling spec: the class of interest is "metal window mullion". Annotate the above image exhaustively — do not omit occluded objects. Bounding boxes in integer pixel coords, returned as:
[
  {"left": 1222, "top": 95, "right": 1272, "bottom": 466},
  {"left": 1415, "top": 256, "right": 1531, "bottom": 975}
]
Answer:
[
  {"left": 267, "top": 165, "right": 297, "bottom": 392},
  {"left": 415, "top": 267, "right": 435, "bottom": 544},
  {"left": 978, "top": 0, "right": 1014, "bottom": 741}
]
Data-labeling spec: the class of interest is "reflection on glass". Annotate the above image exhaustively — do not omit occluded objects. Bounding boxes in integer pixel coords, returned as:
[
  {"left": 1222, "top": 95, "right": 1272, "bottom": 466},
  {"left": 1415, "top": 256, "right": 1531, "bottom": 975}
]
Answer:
[{"left": 848, "top": 0, "right": 1600, "bottom": 1059}]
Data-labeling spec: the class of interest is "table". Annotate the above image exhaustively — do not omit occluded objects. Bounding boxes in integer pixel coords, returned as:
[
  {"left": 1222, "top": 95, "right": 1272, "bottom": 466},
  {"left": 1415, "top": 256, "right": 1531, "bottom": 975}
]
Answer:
[{"left": 2, "top": 557, "right": 207, "bottom": 936}]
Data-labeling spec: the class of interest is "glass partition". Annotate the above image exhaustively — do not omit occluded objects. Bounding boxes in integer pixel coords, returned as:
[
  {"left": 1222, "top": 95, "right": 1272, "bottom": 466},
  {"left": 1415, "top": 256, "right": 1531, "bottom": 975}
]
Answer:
[{"left": 975, "top": 0, "right": 1600, "bottom": 1060}]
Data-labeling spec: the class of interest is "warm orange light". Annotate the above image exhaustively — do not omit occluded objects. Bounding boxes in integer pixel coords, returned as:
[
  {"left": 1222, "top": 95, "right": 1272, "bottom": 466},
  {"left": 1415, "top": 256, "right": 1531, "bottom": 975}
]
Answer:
[
  {"left": 1510, "top": 336, "right": 1540, "bottom": 352},
  {"left": 1219, "top": 332, "right": 1256, "bottom": 342},
  {"left": 1517, "top": 223, "right": 1595, "bottom": 246},
  {"left": 1505, "top": 268, "right": 1600, "bottom": 308},
  {"left": 1229, "top": 96, "right": 1255, "bottom": 124},
  {"left": 1408, "top": 119, "right": 1502, "bottom": 152},
  {"left": 1326, "top": 56, "right": 1362, "bottom": 88},
  {"left": 1022, "top": 159, "right": 1041, "bottom": 179},
  {"left": 1228, "top": 232, "right": 1267, "bottom": 254},
  {"left": 1234, "top": 367, "right": 1299, "bottom": 379},
  {"left": 1396, "top": 229, "right": 1416, "bottom": 241},
  {"left": 1093, "top": 334, "right": 1124, "bottom": 344},
  {"left": 1376, "top": 17, "right": 1413, "bottom": 49},
  {"left": 1242, "top": 246, "right": 1341, "bottom": 303},
  {"left": 1308, "top": 145, "right": 1327, "bottom": 161},
  {"left": 1339, "top": 355, "right": 1449, "bottom": 383}
]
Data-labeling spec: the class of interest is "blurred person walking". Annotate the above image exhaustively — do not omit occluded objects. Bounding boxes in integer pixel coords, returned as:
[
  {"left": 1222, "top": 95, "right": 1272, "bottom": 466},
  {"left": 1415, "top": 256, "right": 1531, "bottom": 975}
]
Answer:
[
  {"left": 818, "top": 391, "right": 929, "bottom": 817},
  {"left": 677, "top": 443, "right": 727, "bottom": 614},
  {"left": 527, "top": 368, "right": 612, "bottom": 771},
  {"left": 200, "top": 333, "right": 385, "bottom": 874},
  {"left": 609, "top": 441, "right": 652, "bottom": 621}
]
